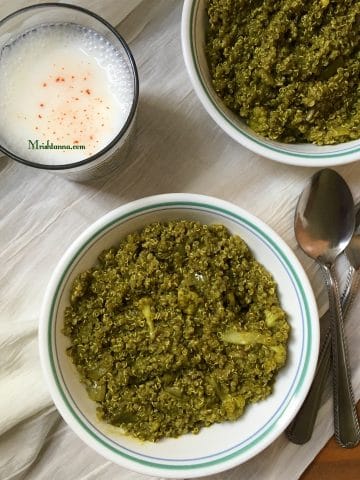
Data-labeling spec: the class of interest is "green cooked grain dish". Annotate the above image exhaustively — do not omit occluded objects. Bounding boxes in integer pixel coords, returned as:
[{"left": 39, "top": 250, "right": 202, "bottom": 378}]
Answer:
[
  {"left": 206, "top": 0, "right": 360, "bottom": 144},
  {"left": 63, "top": 221, "right": 290, "bottom": 442}
]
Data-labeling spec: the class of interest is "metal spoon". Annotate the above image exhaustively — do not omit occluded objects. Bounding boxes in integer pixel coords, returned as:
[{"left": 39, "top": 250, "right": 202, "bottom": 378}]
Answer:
[
  {"left": 294, "top": 168, "right": 359, "bottom": 448},
  {"left": 286, "top": 203, "right": 360, "bottom": 445}
]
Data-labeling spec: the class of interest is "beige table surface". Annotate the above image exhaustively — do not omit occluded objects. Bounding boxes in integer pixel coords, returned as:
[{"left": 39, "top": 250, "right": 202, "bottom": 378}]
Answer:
[{"left": 0, "top": 1, "right": 359, "bottom": 479}]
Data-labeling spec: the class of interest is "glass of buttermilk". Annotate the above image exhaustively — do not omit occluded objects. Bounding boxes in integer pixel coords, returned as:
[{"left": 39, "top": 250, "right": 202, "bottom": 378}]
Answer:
[{"left": 0, "top": 3, "right": 138, "bottom": 181}]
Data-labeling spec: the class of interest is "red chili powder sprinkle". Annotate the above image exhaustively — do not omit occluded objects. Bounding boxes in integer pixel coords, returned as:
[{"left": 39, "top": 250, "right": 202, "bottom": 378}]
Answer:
[
  {"left": 90, "top": 135, "right": 93, "bottom": 140},
  {"left": 40, "top": 103, "right": 44, "bottom": 107},
  {"left": 43, "top": 82, "right": 47, "bottom": 87},
  {"left": 73, "top": 140, "right": 79, "bottom": 144},
  {"left": 85, "top": 89, "right": 91, "bottom": 95},
  {"left": 38, "top": 114, "right": 42, "bottom": 119}
]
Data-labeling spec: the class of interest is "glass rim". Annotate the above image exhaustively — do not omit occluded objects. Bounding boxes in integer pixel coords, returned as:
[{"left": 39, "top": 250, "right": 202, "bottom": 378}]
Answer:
[{"left": 0, "top": 2, "right": 139, "bottom": 171}]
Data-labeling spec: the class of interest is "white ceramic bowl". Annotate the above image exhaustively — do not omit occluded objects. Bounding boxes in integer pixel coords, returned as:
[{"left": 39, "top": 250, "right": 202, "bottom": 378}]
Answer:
[
  {"left": 39, "top": 193, "right": 319, "bottom": 478},
  {"left": 181, "top": 0, "right": 360, "bottom": 167}
]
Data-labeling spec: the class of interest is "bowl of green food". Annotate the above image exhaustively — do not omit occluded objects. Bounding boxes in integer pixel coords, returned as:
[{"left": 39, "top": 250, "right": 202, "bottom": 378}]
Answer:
[
  {"left": 181, "top": 0, "right": 360, "bottom": 167},
  {"left": 39, "top": 193, "right": 319, "bottom": 478}
]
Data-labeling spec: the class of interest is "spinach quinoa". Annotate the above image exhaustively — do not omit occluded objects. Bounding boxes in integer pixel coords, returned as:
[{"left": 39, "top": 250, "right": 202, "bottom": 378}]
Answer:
[
  {"left": 206, "top": 0, "right": 360, "bottom": 144},
  {"left": 63, "top": 221, "right": 290, "bottom": 442}
]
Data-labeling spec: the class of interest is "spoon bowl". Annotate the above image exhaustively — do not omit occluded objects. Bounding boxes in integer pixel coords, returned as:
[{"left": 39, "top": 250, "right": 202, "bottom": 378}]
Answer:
[{"left": 295, "top": 169, "right": 354, "bottom": 264}]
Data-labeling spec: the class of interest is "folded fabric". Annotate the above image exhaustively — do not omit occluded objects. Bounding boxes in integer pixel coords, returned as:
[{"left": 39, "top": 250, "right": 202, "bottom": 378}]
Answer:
[{"left": 0, "top": 407, "right": 58, "bottom": 480}]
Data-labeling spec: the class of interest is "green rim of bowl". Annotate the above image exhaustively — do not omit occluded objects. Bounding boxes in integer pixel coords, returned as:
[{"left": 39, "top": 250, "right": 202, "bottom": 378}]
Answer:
[
  {"left": 189, "top": 0, "right": 360, "bottom": 160},
  {"left": 47, "top": 200, "right": 313, "bottom": 473}
]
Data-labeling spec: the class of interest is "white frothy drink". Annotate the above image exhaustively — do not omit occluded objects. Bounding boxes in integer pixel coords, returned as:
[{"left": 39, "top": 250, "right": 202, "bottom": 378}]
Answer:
[{"left": 0, "top": 23, "right": 134, "bottom": 164}]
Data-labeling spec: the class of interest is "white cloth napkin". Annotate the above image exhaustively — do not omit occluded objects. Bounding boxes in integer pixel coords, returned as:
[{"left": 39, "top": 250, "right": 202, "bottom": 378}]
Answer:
[{"left": 0, "top": 1, "right": 359, "bottom": 479}]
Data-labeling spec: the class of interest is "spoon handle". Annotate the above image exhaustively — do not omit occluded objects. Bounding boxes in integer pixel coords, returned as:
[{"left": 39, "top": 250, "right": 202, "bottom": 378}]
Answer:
[
  {"left": 323, "top": 264, "right": 360, "bottom": 448},
  {"left": 285, "top": 268, "right": 357, "bottom": 444}
]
